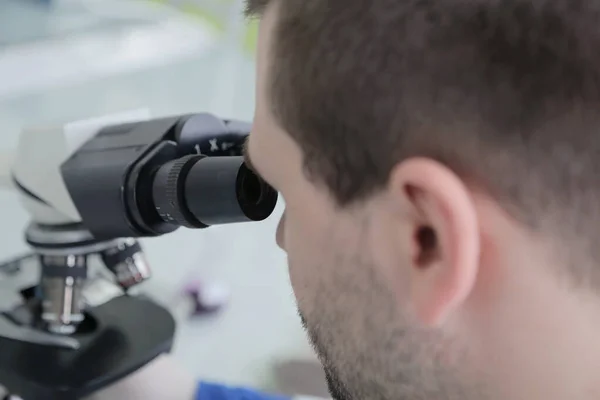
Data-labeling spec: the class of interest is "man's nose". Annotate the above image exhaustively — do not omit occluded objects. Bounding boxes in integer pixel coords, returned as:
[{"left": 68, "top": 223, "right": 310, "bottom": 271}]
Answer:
[{"left": 276, "top": 212, "right": 286, "bottom": 250}]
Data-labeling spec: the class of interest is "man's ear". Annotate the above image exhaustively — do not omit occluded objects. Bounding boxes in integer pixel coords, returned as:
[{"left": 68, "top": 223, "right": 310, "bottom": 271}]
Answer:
[{"left": 390, "top": 157, "right": 480, "bottom": 326}]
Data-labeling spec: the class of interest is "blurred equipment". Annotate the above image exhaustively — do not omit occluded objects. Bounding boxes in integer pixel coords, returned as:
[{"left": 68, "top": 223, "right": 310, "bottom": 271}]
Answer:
[
  {"left": 0, "top": 111, "right": 277, "bottom": 400},
  {"left": 0, "top": 0, "right": 215, "bottom": 99}
]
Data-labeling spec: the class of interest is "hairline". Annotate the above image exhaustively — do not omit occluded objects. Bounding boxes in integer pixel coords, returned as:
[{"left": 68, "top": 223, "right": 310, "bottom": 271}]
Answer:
[{"left": 244, "top": 0, "right": 272, "bottom": 18}]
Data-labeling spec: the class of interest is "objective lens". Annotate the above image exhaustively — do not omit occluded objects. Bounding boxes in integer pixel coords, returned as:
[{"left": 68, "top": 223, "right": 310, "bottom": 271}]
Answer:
[
  {"left": 100, "top": 239, "right": 150, "bottom": 290},
  {"left": 39, "top": 254, "right": 87, "bottom": 335},
  {"left": 151, "top": 155, "right": 278, "bottom": 228}
]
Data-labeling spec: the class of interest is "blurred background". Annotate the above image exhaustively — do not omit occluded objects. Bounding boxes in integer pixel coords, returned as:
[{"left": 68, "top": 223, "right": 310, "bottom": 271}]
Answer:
[{"left": 0, "top": 0, "right": 326, "bottom": 396}]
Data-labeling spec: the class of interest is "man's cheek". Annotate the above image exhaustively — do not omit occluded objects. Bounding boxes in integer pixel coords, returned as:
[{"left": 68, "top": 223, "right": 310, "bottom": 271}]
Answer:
[{"left": 284, "top": 223, "right": 320, "bottom": 286}]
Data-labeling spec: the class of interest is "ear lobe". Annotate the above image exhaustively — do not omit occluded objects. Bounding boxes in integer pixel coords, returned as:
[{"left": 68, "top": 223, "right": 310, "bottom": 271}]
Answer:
[{"left": 394, "top": 158, "right": 480, "bottom": 327}]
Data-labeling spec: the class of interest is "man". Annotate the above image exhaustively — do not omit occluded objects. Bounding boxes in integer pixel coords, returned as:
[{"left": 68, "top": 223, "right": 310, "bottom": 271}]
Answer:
[
  {"left": 243, "top": 0, "right": 600, "bottom": 399},
  {"left": 96, "top": 0, "right": 600, "bottom": 398}
]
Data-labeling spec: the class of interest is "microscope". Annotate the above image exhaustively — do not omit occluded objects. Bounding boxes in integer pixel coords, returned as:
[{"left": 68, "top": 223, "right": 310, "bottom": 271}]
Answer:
[{"left": 0, "top": 111, "right": 278, "bottom": 400}]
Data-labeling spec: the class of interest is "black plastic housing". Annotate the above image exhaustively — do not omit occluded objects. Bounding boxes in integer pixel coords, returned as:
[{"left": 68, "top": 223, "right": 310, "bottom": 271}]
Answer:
[
  {"left": 61, "top": 116, "right": 184, "bottom": 240},
  {"left": 60, "top": 113, "right": 275, "bottom": 241}
]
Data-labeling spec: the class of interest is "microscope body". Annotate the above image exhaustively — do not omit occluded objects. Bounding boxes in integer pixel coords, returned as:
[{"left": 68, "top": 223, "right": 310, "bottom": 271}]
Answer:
[{"left": 0, "top": 111, "right": 277, "bottom": 399}]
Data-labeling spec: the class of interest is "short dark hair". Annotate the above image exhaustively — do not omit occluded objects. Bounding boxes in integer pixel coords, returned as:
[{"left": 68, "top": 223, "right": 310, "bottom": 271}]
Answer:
[
  {"left": 245, "top": 0, "right": 269, "bottom": 16},
  {"left": 246, "top": 0, "right": 600, "bottom": 285}
]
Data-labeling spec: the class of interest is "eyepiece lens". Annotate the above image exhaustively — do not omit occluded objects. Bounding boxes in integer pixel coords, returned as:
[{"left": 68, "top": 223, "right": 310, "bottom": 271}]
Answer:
[{"left": 239, "top": 167, "right": 263, "bottom": 206}]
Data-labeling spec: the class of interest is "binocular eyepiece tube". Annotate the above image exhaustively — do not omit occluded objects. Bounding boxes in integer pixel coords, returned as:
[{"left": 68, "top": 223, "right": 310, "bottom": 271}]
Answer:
[{"left": 151, "top": 155, "right": 278, "bottom": 229}]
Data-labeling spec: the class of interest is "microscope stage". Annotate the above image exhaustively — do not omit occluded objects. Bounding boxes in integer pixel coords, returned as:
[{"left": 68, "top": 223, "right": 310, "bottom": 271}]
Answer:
[{"left": 0, "top": 294, "right": 176, "bottom": 400}]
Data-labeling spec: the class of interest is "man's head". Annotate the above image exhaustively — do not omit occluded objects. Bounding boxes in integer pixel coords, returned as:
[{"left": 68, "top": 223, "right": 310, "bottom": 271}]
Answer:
[{"left": 244, "top": 0, "right": 600, "bottom": 398}]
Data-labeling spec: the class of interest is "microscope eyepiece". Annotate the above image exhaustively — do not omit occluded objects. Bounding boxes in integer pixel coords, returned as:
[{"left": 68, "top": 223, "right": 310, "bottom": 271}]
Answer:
[{"left": 151, "top": 155, "right": 278, "bottom": 228}]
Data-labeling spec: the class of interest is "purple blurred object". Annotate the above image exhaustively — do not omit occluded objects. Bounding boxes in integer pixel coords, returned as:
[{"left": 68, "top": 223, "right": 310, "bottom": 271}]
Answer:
[{"left": 183, "top": 280, "right": 231, "bottom": 316}]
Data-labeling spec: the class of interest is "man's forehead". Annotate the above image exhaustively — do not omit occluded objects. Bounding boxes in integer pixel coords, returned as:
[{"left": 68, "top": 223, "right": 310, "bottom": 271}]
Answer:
[
  {"left": 248, "top": 0, "right": 295, "bottom": 182},
  {"left": 254, "top": 0, "right": 278, "bottom": 115}
]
